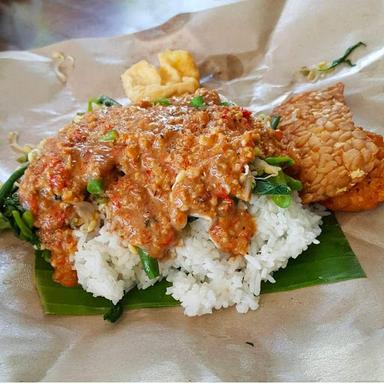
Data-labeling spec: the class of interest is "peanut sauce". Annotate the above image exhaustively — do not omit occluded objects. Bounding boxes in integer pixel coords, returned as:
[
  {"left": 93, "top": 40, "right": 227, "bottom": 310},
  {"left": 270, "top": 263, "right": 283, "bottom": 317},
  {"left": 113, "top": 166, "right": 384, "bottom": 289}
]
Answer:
[{"left": 18, "top": 89, "right": 279, "bottom": 287}]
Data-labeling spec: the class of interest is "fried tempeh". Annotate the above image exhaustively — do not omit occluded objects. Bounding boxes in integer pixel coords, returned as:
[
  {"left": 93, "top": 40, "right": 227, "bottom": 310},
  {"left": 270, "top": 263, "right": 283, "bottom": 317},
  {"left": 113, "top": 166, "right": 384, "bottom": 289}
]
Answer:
[
  {"left": 323, "top": 132, "right": 384, "bottom": 211},
  {"left": 273, "top": 83, "right": 380, "bottom": 204}
]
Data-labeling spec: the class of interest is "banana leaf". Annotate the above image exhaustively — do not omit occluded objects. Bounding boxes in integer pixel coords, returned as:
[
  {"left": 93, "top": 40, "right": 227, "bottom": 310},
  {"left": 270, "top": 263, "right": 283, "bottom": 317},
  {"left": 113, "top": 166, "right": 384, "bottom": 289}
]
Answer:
[{"left": 34, "top": 214, "right": 365, "bottom": 315}]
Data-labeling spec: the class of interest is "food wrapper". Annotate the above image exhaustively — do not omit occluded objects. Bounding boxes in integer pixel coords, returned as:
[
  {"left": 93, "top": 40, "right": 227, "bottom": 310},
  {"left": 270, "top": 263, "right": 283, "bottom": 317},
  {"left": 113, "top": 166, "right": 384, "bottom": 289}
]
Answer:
[{"left": 1, "top": 0, "right": 384, "bottom": 380}]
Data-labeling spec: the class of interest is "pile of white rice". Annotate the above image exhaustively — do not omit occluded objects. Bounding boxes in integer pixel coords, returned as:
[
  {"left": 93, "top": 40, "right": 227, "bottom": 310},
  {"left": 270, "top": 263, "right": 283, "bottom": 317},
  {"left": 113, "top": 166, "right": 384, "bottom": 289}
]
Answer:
[{"left": 73, "top": 194, "right": 322, "bottom": 316}]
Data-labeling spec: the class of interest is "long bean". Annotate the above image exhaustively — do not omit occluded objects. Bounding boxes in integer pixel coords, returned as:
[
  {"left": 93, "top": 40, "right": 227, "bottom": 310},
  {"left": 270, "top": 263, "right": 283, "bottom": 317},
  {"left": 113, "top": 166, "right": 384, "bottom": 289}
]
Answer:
[
  {"left": 138, "top": 247, "right": 160, "bottom": 279},
  {"left": 271, "top": 115, "right": 281, "bottom": 130},
  {"left": 104, "top": 300, "right": 124, "bottom": 323},
  {"left": 12, "top": 210, "right": 33, "bottom": 240}
]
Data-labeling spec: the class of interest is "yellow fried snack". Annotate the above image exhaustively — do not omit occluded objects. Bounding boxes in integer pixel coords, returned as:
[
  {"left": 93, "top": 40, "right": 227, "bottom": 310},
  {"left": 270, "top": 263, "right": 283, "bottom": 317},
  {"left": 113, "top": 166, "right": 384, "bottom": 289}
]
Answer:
[
  {"left": 123, "top": 60, "right": 162, "bottom": 86},
  {"left": 121, "top": 50, "right": 200, "bottom": 102},
  {"left": 158, "top": 50, "right": 200, "bottom": 82},
  {"left": 323, "top": 132, "right": 384, "bottom": 211},
  {"left": 273, "top": 83, "right": 380, "bottom": 204}
]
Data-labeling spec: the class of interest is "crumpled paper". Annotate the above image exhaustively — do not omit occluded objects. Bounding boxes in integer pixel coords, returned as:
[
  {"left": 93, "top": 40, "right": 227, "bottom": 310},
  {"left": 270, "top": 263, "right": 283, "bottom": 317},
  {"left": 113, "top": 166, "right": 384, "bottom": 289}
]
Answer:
[{"left": 1, "top": 0, "right": 384, "bottom": 381}]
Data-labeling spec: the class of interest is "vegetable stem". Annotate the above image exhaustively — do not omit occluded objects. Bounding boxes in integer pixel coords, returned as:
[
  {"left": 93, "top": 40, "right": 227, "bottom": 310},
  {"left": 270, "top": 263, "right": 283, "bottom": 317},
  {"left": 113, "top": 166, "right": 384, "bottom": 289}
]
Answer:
[
  {"left": 104, "top": 300, "right": 124, "bottom": 323},
  {"left": 264, "top": 156, "right": 294, "bottom": 167},
  {"left": 22, "top": 210, "right": 34, "bottom": 228},
  {"left": 271, "top": 115, "right": 281, "bottom": 130},
  {"left": 285, "top": 175, "right": 303, "bottom": 191},
  {"left": 12, "top": 210, "right": 33, "bottom": 240},
  {"left": 138, "top": 247, "right": 160, "bottom": 279},
  {"left": 319, "top": 41, "right": 366, "bottom": 72}
]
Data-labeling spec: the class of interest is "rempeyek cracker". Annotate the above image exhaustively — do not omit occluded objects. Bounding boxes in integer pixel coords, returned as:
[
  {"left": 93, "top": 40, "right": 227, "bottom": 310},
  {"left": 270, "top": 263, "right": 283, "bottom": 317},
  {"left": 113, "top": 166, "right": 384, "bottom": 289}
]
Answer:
[{"left": 121, "top": 50, "right": 200, "bottom": 102}]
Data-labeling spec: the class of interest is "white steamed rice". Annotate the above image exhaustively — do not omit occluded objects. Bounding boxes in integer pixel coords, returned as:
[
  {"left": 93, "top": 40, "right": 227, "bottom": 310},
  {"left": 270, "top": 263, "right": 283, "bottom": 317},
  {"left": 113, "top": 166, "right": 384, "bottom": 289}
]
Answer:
[{"left": 72, "top": 194, "right": 322, "bottom": 316}]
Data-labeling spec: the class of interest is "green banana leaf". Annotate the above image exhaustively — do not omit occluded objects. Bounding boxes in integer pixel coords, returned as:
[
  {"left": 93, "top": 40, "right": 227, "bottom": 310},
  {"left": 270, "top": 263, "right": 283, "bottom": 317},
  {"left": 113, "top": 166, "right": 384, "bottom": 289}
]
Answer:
[{"left": 34, "top": 214, "right": 365, "bottom": 315}]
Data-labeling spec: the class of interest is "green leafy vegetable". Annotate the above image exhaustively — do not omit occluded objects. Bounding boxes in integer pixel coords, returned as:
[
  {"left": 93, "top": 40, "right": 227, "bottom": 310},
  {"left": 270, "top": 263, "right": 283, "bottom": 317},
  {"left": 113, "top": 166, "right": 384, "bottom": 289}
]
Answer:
[
  {"left": 190, "top": 95, "right": 206, "bottom": 108},
  {"left": 98, "top": 130, "right": 118, "bottom": 142},
  {"left": 97, "top": 95, "right": 121, "bottom": 107},
  {"left": 270, "top": 172, "right": 293, "bottom": 208},
  {"left": 88, "top": 95, "right": 121, "bottom": 112},
  {"left": 271, "top": 115, "right": 281, "bottom": 130},
  {"left": 138, "top": 247, "right": 160, "bottom": 279},
  {"left": 153, "top": 98, "right": 171, "bottom": 106},
  {"left": 220, "top": 101, "right": 233, "bottom": 106},
  {"left": 87, "top": 179, "right": 104, "bottom": 195},
  {"left": 0, "top": 164, "right": 28, "bottom": 206},
  {"left": 33, "top": 214, "right": 365, "bottom": 315},
  {"left": 253, "top": 170, "right": 303, "bottom": 208},
  {"left": 3, "top": 192, "right": 24, "bottom": 219},
  {"left": 253, "top": 179, "right": 291, "bottom": 195},
  {"left": 319, "top": 41, "right": 367, "bottom": 72},
  {"left": 0, "top": 165, "right": 41, "bottom": 244},
  {"left": 264, "top": 156, "right": 294, "bottom": 167},
  {"left": 104, "top": 300, "right": 124, "bottom": 323}
]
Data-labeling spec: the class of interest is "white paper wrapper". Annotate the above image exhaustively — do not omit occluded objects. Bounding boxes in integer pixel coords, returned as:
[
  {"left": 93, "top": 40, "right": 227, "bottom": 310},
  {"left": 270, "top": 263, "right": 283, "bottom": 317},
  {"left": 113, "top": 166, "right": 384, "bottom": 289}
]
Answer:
[{"left": 1, "top": 0, "right": 384, "bottom": 381}]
